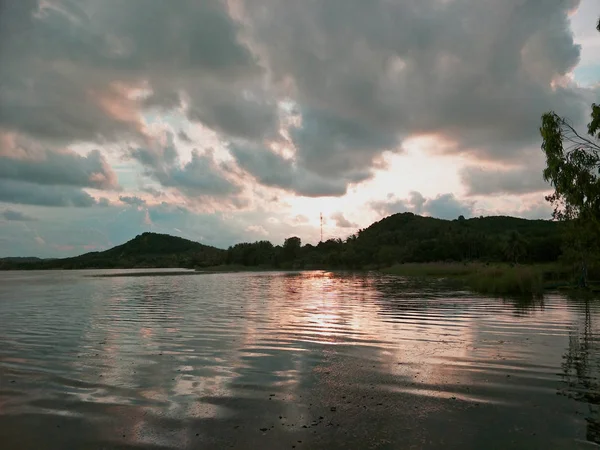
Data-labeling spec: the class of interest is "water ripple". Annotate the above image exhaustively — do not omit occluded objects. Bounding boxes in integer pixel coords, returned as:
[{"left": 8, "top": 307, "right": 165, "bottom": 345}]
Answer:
[{"left": 1, "top": 270, "right": 599, "bottom": 449}]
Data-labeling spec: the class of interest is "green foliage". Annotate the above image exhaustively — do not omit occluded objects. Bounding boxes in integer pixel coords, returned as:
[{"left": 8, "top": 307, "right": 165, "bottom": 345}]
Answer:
[
  {"left": 504, "top": 230, "right": 527, "bottom": 264},
  {"left": 541, "top": 110, "right": 600, "bottom": 222},
  {"left": 226, "top": 241, "right": 275, "bottom": 267},
  {"left": 540, "top": 18, "right": 600, "bottom": 287},
  {"left": 282, "top": 236, "right": 302, "bottom": 262},
  {"left": 350, "top": 213, "right": 561, "bottom": 266},
  {"left": 216, "top": 214, "right": 562, "bottom": 270}
]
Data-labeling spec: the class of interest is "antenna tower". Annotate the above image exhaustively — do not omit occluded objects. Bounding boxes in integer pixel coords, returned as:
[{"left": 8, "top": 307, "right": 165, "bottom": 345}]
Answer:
[{"left": 320, "top": 212, "right": 323, "bottom": 243}]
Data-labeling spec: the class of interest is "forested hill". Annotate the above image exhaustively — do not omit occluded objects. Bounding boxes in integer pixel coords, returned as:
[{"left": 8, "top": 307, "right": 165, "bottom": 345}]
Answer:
[
  {"left": 0, "top": 232, "right": 224, "bottom": 270},
  {"left": 0, "top": 213, "right": 564, "bottom": 270},
  {"left": 224, "top": 213, "right": 563, "bottom": 269},
  {"left": 350, "top": 213, "right": 562, "bottom": 265}
]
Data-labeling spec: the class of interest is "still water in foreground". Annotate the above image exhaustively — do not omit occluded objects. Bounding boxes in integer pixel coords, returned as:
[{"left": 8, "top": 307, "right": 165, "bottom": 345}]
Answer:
[{"left": 1, "top": 270, "right": 600, "bottom": 449}]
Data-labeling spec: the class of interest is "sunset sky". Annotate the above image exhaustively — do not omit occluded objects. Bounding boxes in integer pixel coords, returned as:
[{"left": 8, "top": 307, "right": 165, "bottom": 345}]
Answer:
[{"left": 0, "top": 0, "right": 598, "bottom": 257}]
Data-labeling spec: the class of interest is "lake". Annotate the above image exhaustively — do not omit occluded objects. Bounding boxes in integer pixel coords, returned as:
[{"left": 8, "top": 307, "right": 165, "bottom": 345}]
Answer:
[{"left": 1, "top": 270, "right": 599, "bottom": 449}]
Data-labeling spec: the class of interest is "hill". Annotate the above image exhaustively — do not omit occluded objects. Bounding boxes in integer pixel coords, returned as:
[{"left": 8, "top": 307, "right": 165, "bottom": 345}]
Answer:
[
  {"left": 0, "top": 233, "right": 224, "bottom": 270},
  {"left": 225, "top": 213, "right": 564, "bottom": 269},
  {"left": 349, "top": 213, "right": 563, "bottom": 265},
  {"left": 0, "top": 213, "right": 565, "bottom": 270}
]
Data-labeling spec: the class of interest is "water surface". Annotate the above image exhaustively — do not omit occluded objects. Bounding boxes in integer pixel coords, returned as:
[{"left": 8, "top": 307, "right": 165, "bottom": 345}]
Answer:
[{"left": 1, "top": 270, "right": 599, "bottom": 449}]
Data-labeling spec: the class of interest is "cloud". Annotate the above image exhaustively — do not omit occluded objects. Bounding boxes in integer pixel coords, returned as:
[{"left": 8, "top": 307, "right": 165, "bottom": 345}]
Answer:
[
  {"left": 0, "top": 137, "right": 118, "bottom": 190},
  {"left": 371, "top": 191, "right": 474, "bottom": 220},
  {"left": 1, "top": 0, "right": 594, "bottom": 203},
  {"left": 331, "top": 212, "right": 358, "bottom": 228},
  {"left": 242, "top": 0, "right": 592, "bottom": 166},
  {"left": 460, "top": 165, "right": 551, "bottom": 196},
  {"left": 230, "top": 143, "right": 350, "bottom": 197},
  {"left": 289, "top": 107, "right": 396, "bottom": 182},
  {"left": 177, "top": 130, "right": 193, "bottom": 143},
  {"left": 131, "top": 134, "right": 243, "bottom": 201},
  {"left": 0, "top": 0, "right": 265, "bottom": 145},
  {"left": 98, "top": 197, "right": 111, "bottom": 207},
  {"left": 246, "top": 224, "right": 269, "bottom": 237},
  {"left": 1, "top": 209, "right": 37, "bottom": 221},
  {"left": 119, "top": 195, "right": 146, "bottom": 207},
  {"left": 0, "top": 0, "right": 145, "bottom": 143},
  {"left": 425, "top": 194, "right": 475, "bottom": 219},
  {"left": 0, "top": 179, "right": 98, "bottom": 207},
  {"left": 512, "top": 202, "right": 554, "bottom": 220},
  {"left": 141, "top": 186, "right": 164, "bottom": 198},
  {"left": 0, "top": 132, "right": 118, "bottom": 207},
  {"left": 501, "top": 201, "right": 554, "bottom": 220},
  {"left": 186, "top": 84, "right": 279, "bottom": 141}
]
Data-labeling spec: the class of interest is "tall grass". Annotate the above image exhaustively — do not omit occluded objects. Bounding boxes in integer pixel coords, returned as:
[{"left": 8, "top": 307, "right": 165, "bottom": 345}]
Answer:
[
  {"left": 382, "top": 262, "right": 483, "bottom": 278},
  {"left": 466, "top": 266, "right": 543, "bottom": 297},
  {"left": 382, "top": 262, "right": 544, "bottom": 296}
]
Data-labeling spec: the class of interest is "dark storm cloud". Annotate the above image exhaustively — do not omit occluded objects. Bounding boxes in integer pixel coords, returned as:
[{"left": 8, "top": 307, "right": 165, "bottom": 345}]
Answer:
[
  {"left": 289, "top": 108, "right": 397, "bottom": 182},
  {"left": 460, "top": 165, "right": 551, "bottom": 196},
  {"left": 1, "top": 209, "right": 37, "bottom": 222},
  {"left": 371, "top": 191, "right": 474, "bottom": 220},
  {"left": 230, "top": 144, "right": 349, "bottom": 197},
  {"left": 0, "top": 0, "right": 267, "bottom": 144},
  {"left": 186, "top": 84, "right": 279, "bottom": 141},
  {"left": 0, "top": 179, "right": 98, "bottom": 207},
  {"left": 243, "top": 0, "right": 591, "bottom": 163}
]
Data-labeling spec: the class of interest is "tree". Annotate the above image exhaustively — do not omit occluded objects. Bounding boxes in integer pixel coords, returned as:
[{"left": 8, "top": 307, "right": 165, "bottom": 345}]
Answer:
[
  {"left": 539, "top": 18, "right": 600, "bottom": 287},
  {"left": 282, "top": 236, "right": 301, "bottom": 262},
  {"left": 504, "top": 230, "right": 527, "bottom": 264},
  {"left": 540, "top": 109, "right": 600, "bottom": 221}
]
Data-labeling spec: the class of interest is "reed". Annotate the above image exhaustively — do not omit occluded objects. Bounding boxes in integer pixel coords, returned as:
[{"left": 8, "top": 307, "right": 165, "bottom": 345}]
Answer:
[{"left": 382, "top": 262, "right": 545, "bottom": 296}]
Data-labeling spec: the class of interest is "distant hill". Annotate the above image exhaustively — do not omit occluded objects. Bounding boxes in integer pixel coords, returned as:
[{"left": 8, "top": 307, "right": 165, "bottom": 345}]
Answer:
[
  {"left": 0, "top": 233, "right": 224, "bottom": 270},
  {"left": 0, "top": 214, "right": 565, "bottom": 270},
  {"left": 0, "top": 257, "right": 49, "bottom": 263}
]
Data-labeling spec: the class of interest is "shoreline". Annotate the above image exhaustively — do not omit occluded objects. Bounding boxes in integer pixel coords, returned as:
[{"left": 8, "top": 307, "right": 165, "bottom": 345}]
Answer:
[{"left": 5, "top": 263, "right": 598, "bottom": 297}]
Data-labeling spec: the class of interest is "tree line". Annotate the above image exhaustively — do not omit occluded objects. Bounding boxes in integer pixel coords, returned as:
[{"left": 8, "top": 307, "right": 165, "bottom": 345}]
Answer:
[{"left": 220, "top": 214, "right": 564, "bottom": 270}]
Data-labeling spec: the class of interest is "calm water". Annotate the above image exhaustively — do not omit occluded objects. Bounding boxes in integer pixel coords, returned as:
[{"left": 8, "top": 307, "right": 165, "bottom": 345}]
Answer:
[{"left": 1, "top": 270, "right": 600, "bottom": 449}]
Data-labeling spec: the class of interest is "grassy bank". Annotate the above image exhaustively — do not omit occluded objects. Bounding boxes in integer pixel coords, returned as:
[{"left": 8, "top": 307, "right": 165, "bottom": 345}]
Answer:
[{"left": 380, "top": 263, "right": 572, "bottom": 296}]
